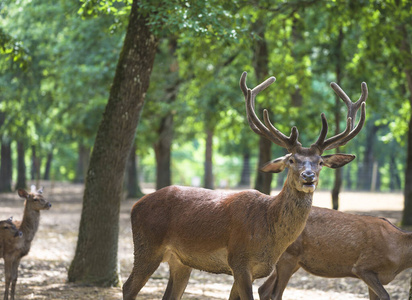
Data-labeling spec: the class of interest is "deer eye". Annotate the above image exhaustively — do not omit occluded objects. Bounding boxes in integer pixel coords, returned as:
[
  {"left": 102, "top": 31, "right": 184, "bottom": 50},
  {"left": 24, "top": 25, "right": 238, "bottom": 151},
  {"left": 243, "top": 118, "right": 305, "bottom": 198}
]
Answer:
[
  {"left": 319, "top": 161, "right": 324, "bottom": 166},
  {"left": 289, "top": 159, "right": 294, "bottom": 164}
]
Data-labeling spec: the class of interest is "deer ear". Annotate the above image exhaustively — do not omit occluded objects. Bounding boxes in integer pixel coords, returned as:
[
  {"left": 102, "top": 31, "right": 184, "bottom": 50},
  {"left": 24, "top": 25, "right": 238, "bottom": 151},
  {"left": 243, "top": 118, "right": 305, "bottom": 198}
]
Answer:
[
  {"left": 322, "top": 154, "right": 355, "bottom": 169},
  {"left": 260, "top": 155, "right": 290, "bottom": 173},
  {"left": 18, "top": 189, "right": 28, "bottom": 199}
]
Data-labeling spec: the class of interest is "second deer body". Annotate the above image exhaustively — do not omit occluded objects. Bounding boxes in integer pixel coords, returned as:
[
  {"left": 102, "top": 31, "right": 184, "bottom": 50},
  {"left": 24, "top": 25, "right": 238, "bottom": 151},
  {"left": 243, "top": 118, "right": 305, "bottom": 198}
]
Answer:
[
  {"left": 258, "top": 206, "right": 411, "bottom": 300},
  {"left": 123, "top": 72, "right": 367, "bottom": 300}
]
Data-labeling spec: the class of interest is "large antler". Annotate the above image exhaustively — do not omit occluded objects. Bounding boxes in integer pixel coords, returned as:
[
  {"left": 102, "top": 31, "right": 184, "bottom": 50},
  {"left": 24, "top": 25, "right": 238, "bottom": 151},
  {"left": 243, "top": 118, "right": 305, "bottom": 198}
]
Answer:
[
  {"left": 311, "top": 82, "right": 367, "bottom": 153},
  {"left": 240, "top": 72, "right": 301, "bottom": 152}
]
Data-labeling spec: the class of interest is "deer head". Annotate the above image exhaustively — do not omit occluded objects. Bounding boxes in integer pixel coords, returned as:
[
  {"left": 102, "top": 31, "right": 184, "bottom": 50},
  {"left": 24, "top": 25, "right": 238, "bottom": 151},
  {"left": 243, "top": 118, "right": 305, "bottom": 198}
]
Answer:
[
  {"left": 240, "top": 72, "right": 367, "bottom": 193},
  {"left": 18, "top": 185, "right": 51, "bottom": 211}
]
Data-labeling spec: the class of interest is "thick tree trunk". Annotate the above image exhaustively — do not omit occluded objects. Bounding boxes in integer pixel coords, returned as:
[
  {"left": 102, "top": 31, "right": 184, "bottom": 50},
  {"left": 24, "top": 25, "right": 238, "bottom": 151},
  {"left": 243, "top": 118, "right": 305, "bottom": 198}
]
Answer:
[
  {"left": 75, "top": 144, "right": 90, "bottom": 183},
  {"left": 68, "top": 0, "right": 158, "bottom": 286},
  {"left": 43, "top": 151, "right": 53, "bottom": 180},
  {"left": 154, "top": 113, "right": 173, "bottom": 190},
  {"left": 238, "top": 150, "right": 251, "bottom": 187},
  {"left": 0, "top": 139, "right": 12, "bottom": 193},
  {"left": 254, "top": 136, "right": 273, "bottom": 195},
  {"left": 401, "top": 24, "right": 412, "bottom": 226},
  {"left": 15, "top": 141, "right": 26, "bottom": 190},
  {"left": 204, "top": 128, "right": 214, "bottom": 189},
  {"left": 126, "top": 143, "right": 144, "bottom": 199}
]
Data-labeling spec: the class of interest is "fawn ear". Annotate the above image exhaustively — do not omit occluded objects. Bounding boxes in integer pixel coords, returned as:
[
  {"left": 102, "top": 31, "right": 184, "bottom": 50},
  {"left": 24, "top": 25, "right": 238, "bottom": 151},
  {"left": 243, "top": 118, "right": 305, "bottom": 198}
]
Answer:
[
  {"left": 31, "top": 185, "right": 37, "bottom": 193},
  {"left": 18, "top": 189, "right": 28, "bottom": 199},
  {"left": 7, "top": 216, "right": 13, "bottom": 222},
  {"left": 322, "top": 154, "right": 355, "bottom": 168},
  {"left": 260, "top": 155, "right": 290, "bottom": 173},
  {"left": 38, "top": 186, "right": 44, "bottom": 194}
]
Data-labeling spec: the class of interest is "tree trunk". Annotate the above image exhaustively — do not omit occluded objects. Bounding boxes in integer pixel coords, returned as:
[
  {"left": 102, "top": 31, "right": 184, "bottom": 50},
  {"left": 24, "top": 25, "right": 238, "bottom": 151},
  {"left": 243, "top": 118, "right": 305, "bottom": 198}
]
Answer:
[
  {"left": 401, "top": 24, "right": 412, "bottom": 225},
  {"left": 126, "top": 143, "right": 144, "bottom": 199},
  {"left": 15, "top": 140, "right": 26, "bottom": 190},
  {"left": 204, "top": 128, "right": 214, "bottom": 189},
  {"left": 68, "top": 0, "right": 158, "bottom": 286},
  {"left": 357, "top": 124, "right": 379, "bottom": 190},
  {"left": 331, "top": 28, "right": 343, "bottom": 210},
  {"left": 254, "top": 136, "right": 273, "bottom": 195},
  {"left": 43, "top": 151, "right": 53, "bottom": 180},
  {"left": 238, "top": 150, "right": 251, "bottom": 187},
  {"left": 154, "top": 113, "right": 173, "bottom": 190},
  {"left": 31, "top": 145, "right": 40, "bottom": 183},
  {"left": 0, "top": 139, "right": 12, "bottom": 193},
  {"left": 75, "top": 144, "right": 91, "bottom": 183},
  {"left": 252, "top": 17, "right": 272, "bottom": 195}
]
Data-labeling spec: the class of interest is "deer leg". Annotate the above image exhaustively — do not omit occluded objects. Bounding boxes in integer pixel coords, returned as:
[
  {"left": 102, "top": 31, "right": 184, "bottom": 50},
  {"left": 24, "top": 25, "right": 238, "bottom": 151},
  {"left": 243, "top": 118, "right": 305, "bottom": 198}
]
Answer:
[
  {"left": 3, "top": 258, "right": 13, "bottom": 300},
  {"left": 122, "top": 250, "right": 163, "bottom": 300},
  {"left": 352, "top": 269, "right": 390, "bottom": 300},
  {"left": 258, "top": 254, "right": 300, "bottom": 300},
  {"left": 162, "top": 255, "right": 192, "bottom": 300},
  {"left": 9, "top": 259, "right": 20, "bottom": 300},
  {"left": 228, "top": 269, "right": 254, "bottom": 300},
  {"left": 368, "top": 287, "right": 379, "bottom": 300}
]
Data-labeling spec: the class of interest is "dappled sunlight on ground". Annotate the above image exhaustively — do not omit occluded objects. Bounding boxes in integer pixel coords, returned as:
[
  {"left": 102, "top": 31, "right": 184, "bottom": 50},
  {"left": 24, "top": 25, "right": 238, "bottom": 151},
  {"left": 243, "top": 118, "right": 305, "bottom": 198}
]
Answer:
[{"left": 0, "top": 182, "right": 409, "bottom": 299}]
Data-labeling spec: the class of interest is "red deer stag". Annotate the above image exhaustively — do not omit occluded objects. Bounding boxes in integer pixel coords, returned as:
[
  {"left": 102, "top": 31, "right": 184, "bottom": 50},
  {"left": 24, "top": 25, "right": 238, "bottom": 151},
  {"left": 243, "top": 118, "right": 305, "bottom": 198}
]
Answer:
[
  {"left": 122, "top": 72, "right": 367, "bottom": 300},
  {"left": 1, "top": 186, "right": 51, "bottom": 300},
  {"left": 258, "top": 206, "right": 410, "bottom": 300}
]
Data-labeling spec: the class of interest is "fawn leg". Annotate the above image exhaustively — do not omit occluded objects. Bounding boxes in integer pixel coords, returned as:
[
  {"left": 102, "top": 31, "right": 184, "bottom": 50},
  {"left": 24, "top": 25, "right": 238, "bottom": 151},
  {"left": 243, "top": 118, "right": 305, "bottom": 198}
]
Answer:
[{"left": 9, "top": 258, "right": 20, "bottom": 300}]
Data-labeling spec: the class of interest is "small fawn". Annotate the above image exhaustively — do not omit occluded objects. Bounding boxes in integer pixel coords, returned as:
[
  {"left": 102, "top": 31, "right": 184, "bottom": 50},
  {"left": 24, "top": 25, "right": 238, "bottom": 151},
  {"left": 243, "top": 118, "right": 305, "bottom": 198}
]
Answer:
[{"left": 1, "top": 185, "right": 51, "bottom": 300}]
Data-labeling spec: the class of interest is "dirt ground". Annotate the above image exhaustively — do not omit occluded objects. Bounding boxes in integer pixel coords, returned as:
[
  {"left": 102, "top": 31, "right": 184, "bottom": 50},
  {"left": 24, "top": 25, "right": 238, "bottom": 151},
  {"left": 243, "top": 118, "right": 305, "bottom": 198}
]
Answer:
[{"left": 0, "top": 182, "right": 410, "bottom": 299}]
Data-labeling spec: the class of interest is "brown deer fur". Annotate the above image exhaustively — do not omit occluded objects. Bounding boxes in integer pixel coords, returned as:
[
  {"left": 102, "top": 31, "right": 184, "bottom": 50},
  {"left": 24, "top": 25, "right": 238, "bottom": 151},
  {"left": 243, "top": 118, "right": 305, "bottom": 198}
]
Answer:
[
  {"left": 0, "top": 219, "right": 22, "bottom": 260},
  {"left": 258, "top": 206, "right": 410, "bottom": 300},
  {"left": 1, "top": 186, "right": 51, "bottom": 300},
  {"left": 123, "top": 72, "right": 367, "bottom": 300}
]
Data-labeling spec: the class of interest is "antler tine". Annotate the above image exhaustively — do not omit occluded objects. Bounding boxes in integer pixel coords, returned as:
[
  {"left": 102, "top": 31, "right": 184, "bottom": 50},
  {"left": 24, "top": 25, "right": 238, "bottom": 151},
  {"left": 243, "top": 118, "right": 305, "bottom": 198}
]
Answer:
[
  {"left": 313, "top": 82, "right": 368, "bottom": 153},
  {"left": 331, "top": 81, "right": 368, "bottom": 129},
  {"left": 325, "top": 102, "right": 366, "bottom": 150},
  {"left": 240, "top": 72, "right": 301, "bottom": 152}
]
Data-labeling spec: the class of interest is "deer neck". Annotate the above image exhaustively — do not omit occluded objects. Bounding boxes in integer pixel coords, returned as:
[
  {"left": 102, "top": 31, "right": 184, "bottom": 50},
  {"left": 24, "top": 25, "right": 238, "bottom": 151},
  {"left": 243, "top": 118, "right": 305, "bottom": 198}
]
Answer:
[
  {"left": 268, "top": 179, "right": 313, "bottom": 236},
  {"left": 19, "top": 203, "right": 40, "bottom": 243}
]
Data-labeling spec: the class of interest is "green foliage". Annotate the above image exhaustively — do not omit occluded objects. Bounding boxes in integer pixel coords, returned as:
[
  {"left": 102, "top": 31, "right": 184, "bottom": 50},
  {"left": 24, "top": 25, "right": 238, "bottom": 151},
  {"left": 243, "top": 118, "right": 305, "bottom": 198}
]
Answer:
[{"left": 1, "top": 0, "right": 411, "bottom": 192}]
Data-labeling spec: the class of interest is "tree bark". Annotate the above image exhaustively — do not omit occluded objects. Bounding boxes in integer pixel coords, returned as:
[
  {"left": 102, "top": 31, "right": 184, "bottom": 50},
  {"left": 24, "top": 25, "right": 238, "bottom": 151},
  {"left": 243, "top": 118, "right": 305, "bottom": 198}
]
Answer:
[
  {"left": 15, "top": 140, "right": 26, "bottom": 190},
  {"left": 74, "top": 144, "right": 91, "bottom": 183},
  {"left": 154, "top": 113, "right": 173, "bottom": 190},
  {"left": 43, "top": 151, "right": 53, "bottom": 180},
  {"left": 252, "top": 17, "right": 272, "bottom": 195},
  {"left": 126, "top": 143, "right": 144, "bottom": 199},
  {"left": 238, "top": 150, "right": 251, "bottom": 187},
  {"left": 68, "top": 0, "right": 158, "bottom": 286},
  {"left": 0, "top": 139, "right": 12, "bottom": 193},
  {"left": 331, "top": 28, "right": 343, "bottom": 210},
  {"left": 31, "top": 145, "right": 40, "bottom": 183},
  {"left": 204, "top": 128, "right": 214, "bottom": 189},
  {"left": 401, "top": 23, "right": 412, "bottom": 225},
  {"left": 255, "top": 136, "right": 273, "bottom": 195}
]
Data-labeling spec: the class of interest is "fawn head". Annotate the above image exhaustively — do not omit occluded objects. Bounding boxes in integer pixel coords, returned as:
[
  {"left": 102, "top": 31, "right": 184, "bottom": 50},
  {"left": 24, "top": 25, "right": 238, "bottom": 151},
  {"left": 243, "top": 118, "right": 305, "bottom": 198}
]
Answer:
[
  {"left": 18, "top": 185, "right": 52, "bottom": 211},
  {"left": 0, "top": 218, "right": 23, "bottom": 239},
  {"left": 240, "top": 72, "right": 367, "bottom": 193}
]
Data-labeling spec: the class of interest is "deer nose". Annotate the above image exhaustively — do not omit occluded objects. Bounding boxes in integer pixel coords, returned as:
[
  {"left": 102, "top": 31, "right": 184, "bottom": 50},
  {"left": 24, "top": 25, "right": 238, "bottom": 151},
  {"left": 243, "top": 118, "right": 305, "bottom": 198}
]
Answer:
[{"left": 302, "top": 171, "right": 315, "bottom": 182}]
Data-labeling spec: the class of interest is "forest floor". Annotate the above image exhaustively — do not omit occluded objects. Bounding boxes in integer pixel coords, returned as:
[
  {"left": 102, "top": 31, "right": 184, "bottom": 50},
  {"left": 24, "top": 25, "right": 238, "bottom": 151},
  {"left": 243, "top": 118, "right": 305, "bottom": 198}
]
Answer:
[{"left": 0, "top": 181, "right": 410, "bottom": 300}]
